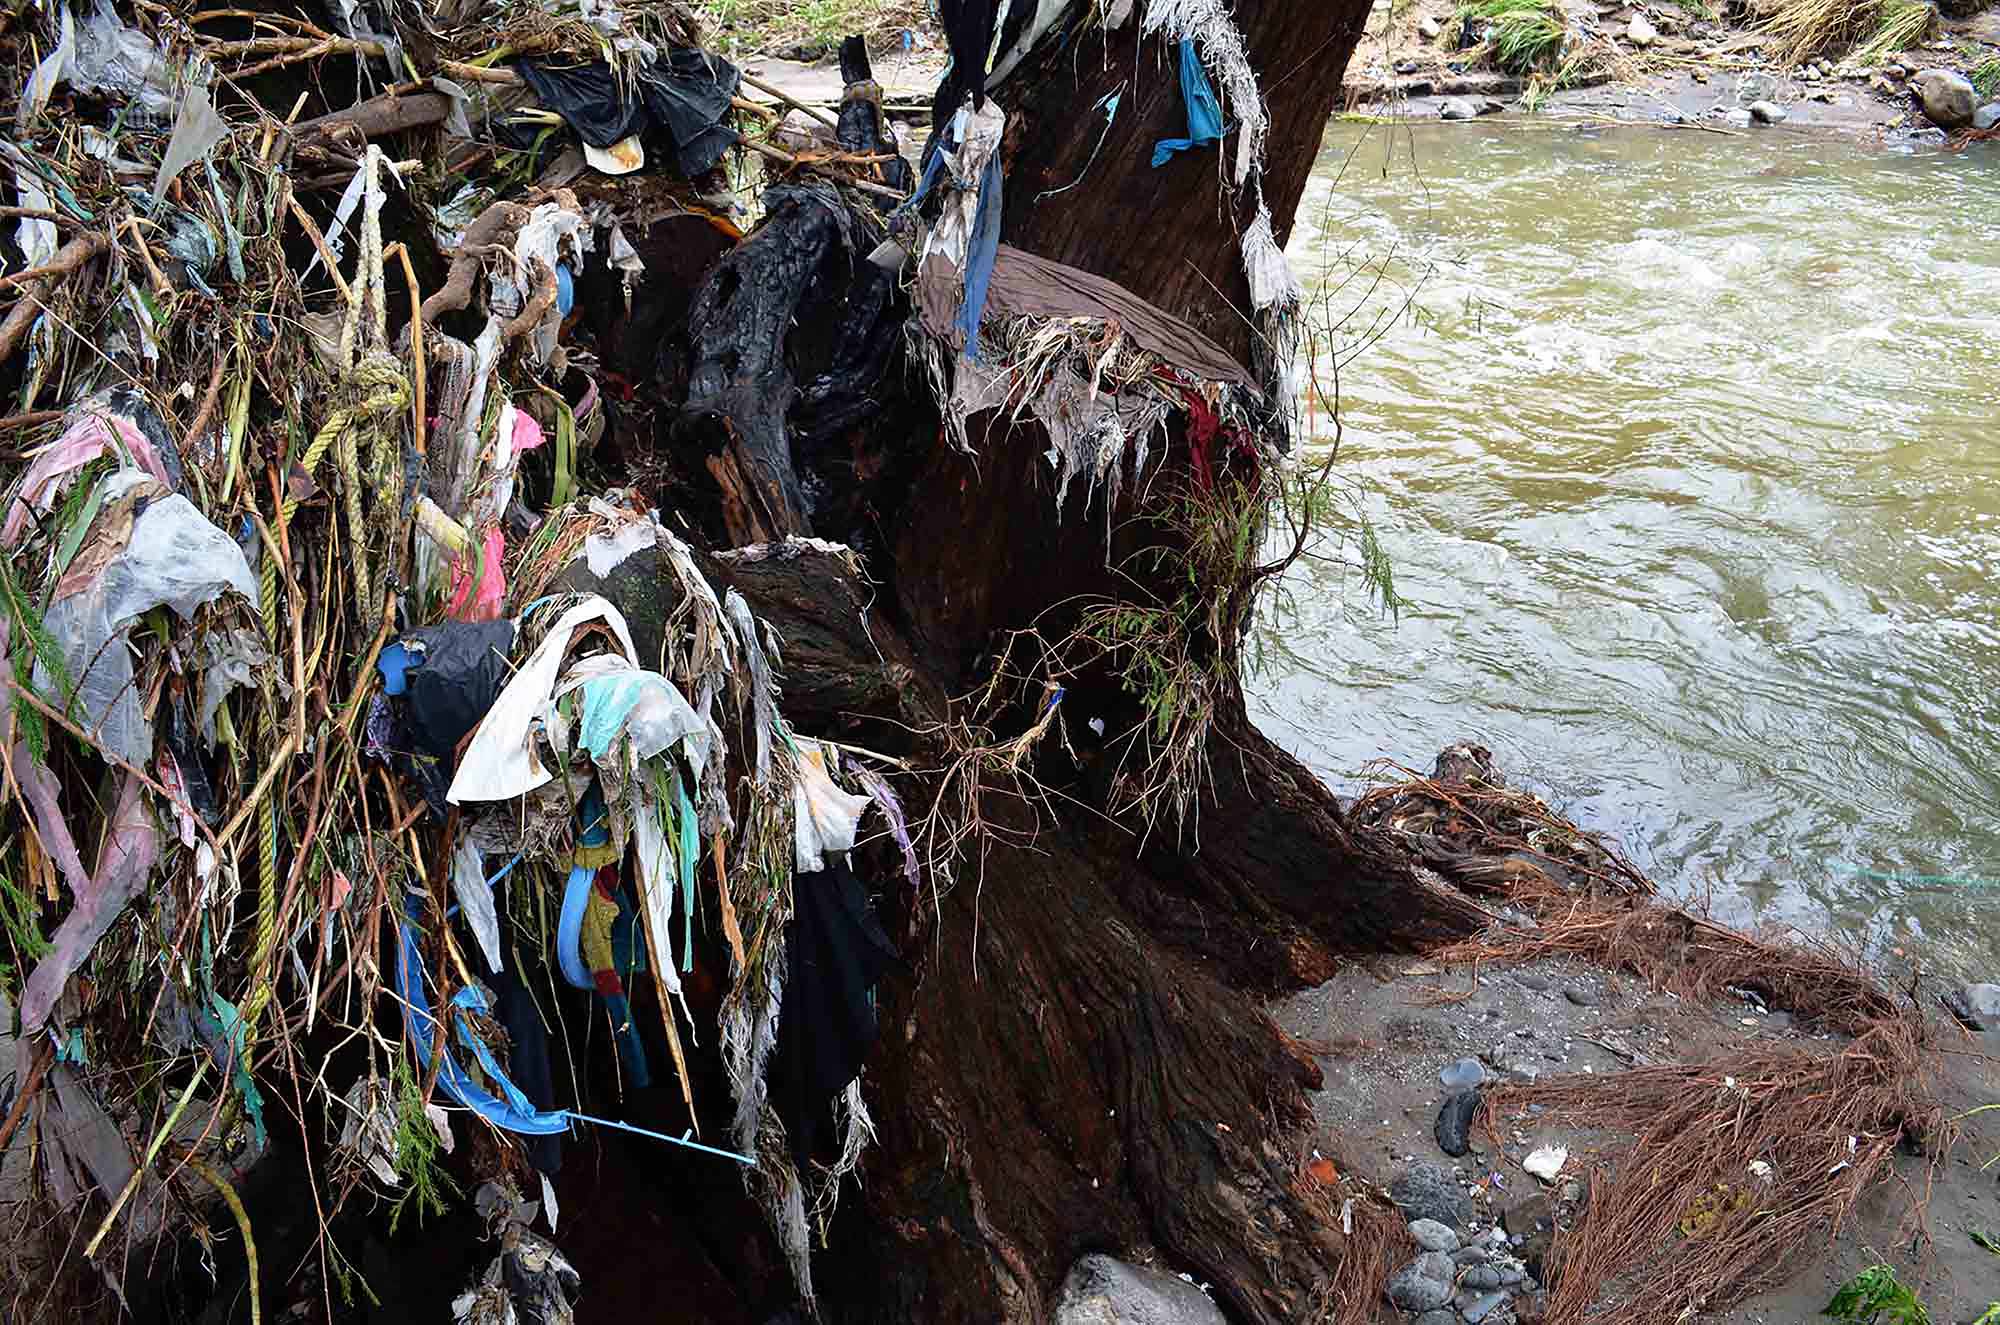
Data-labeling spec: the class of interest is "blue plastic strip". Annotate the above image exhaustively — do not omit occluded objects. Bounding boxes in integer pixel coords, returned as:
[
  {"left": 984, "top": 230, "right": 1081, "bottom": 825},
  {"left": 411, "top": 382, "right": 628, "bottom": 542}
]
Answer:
[
  {"left": 1151, "top": 40, "right": 1223, "bottom": 168},
  {"left": 394, "top": 907, "right": 570, "bottom": 1137},
  {"left": 556, "top": 863, "right": 596, "bottom": 991}
]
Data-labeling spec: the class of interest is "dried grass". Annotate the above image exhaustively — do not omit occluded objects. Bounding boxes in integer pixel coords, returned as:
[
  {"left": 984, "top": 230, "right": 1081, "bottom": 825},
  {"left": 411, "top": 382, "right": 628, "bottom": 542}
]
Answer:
[{"left": 1361, "top": 761, "right": 1947, "bottom": 1325}]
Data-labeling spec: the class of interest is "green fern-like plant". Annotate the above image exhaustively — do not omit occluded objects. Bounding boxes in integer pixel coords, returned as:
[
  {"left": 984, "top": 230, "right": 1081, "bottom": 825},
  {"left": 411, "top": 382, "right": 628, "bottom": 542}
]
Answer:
[{"left": 1823, "top": 1264, "right": 1930, "bottom": 1325}]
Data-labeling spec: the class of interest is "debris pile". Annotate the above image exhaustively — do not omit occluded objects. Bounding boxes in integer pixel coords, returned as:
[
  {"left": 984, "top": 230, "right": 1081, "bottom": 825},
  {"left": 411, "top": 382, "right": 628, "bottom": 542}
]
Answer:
[{"left": 0, "top": 0, "right": 933, "bottom": 1315}]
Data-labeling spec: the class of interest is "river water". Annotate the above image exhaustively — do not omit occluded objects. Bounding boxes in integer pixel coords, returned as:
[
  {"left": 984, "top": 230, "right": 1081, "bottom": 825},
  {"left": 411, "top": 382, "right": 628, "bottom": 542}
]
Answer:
[{"left": 1253, "top": 120, "right": 2000, "bottom": 973}]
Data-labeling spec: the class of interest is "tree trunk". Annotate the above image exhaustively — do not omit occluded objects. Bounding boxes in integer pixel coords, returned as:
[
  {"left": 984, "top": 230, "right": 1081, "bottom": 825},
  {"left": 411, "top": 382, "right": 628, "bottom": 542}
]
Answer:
[{"left": 629, "top": 7, "right": 1487, "bottom": 1320}]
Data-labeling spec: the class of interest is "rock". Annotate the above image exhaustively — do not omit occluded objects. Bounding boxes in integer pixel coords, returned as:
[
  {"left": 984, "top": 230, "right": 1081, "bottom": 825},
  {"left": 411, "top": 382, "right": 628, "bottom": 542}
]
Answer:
[
  {"left": 1562, "top": 987, "right": 1597, "bottom": 1007},
  {"left": 1463, "top": 1264, "right": 1504, "bottom": 1290},
  {"left": 1626, "top": 13, "right": 1658, "bottom": 45},
  {"left": 1415, "top": 1313, "right": 1457, "bottom": 1325},
  {"left": 1452, "top": 1246, "right": 1494, "bottom": 1267},
  {"left": 1390, "top": 1162, "right": 1475, "bottom": 1232},
  {"left": 1515, "top": 971, "right": 1552, "bottom": 992},
  {"left": 1419, "top": 15, "right": 1443, "bottom": 39},
  {"left": 1386, "top": 1254, "right": 1456, "bottom": 1312},
  {"left": 1975, "top": 102, "right": 2000, "bottom": 131},
  {"left": 1409, "top": 1218, "right": 1462, "bottom": 1254},
  {"left": 1522, "top": 1145, "right": 1567, "bottom": 1182},
  {"left": 1558, "top": 1179, "right": 1585, "bottom": 1206},
  {"left": 1440, "top": 97, "right": 1479, "bottom": 120},
  {"left": 1748, "top": 100, "right": 1788, "bottom": 123},
  {"left": 1738, "top": 72, "right": 1780, "bottom": 103},
  {"left": 1436, "top": 1089, "right": 1481, "bottom": 1158},
  {"left": 1503, "top": 1193, "right": 1556, "bottom": 1277},
  {"left": 1441, "top": 1058, "right": 1486, "bottom": 1091},
  {"left": 1947, "top": 982, "right": 2000, "bottom": 1031},
  {"left": 1500, "top": 1265, "right": 1526, "bottom": 1287},
  {"left": 1054, "top": 1255, "right": 1228, "bottom": 1325},
  {"left": 1915, "top": 69, "right": 1977, "bottom": 128},
  {"left": 1465, "top": 1291, "right": 1514, "bottom": 1324},
  {"left": 1722, "top": 107, "right": 1754, "bottom": 128}
]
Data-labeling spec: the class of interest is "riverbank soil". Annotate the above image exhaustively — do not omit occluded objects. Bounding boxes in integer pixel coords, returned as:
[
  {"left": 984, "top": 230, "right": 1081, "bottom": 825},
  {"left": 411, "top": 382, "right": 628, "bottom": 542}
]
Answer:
[
  {"left": 1346, "top": 0, "right": 2000, "bottom": 139},
  {"left": 1278, "top": 951, "right": 2000, "bottom": 1324}
]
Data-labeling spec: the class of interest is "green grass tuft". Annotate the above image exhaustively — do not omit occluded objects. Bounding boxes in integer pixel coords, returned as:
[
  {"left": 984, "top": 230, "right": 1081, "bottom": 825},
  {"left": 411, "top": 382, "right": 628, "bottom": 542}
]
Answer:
[
  {"left": 1972, "top": 57, "right": 2000, "bottom": 101},
  {"left": 1453, "top": 0, "right": 1568, "bottom": 73}
]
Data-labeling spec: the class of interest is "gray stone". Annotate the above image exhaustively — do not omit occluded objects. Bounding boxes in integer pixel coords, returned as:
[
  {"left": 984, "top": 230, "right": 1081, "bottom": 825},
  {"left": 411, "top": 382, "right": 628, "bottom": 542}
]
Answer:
[
  {"left": 1465, "top": 1291, "right": 1514, "bottom": 1324},
  {"left": 1722, "top": 108, "right": 1754, "bottom": 128},
  {"left": 1748, "top": 100, "right": 1788, "bottom": 123},
  {"left": 1947, "top": 982, "right": 2000, "bottom": 1031},
  {"left": 1441, "top": 1057, "right": 1486, "bottom": 1091},
  {"left": 1385, "top": 1255, "right": 1455, "bottom": 1312},
  {"left": 1389, "top": 1161, "right": 1476, "bottom": 1232},
  {"left": 1054, "top": 1255, "right": 1227, "bottom": 1325},
  {"left": 1408, "top": 1218, "right": 1462, "bottom": 1254},
  {"left": 1514, "top": 971, "right": 1553, "bottom": 992},
  {"left": 1627, "top": 13, "right": 1658, "bottom": 46},
  {"left": 1452, "top": 1246, "right": 1494, "bottom": 1267},
  {"left": 1915, "top": 69, "right": 1977, "bottom": 128},
  {"left": 1500, "top": 1265, "right": 1527, "bottom": 1287},
  {"left": 1419, "top": 15, "right": 1443, "bottom": 39},
  {"left": 1415, "top": 1313, "right": 1457, "bottom": 1325},
  {"left": 1440, "top": 97, "right": 1479, "bottom": 120},
  {"left": 1563, "top": 987, "right": 1598, "bottom": 1007},
  {"left": 1737, "top": 72, "right": 1780, "bottom": 103},
  {"left": 1463, "top": 1265, "right": 1504, "bottom": 1290},
  {"left": 1436, "top": 1090, "right": 1480, "bottom": 1158},
  {"left": 1975, "top": 103, "right": 2000, "bottom": 131}
]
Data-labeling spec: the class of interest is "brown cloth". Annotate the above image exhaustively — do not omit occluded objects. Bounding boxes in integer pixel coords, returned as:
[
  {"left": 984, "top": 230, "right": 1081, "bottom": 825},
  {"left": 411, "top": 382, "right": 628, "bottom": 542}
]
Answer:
[{"left": 920, "top": 244, "right": 1259, "bottom": 393}]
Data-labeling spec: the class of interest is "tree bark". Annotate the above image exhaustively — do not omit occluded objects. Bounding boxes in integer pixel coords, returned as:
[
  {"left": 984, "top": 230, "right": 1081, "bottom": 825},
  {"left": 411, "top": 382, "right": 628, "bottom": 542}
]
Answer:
[{"left": 649, "top": 4, "right": 1467, "bottom": 1321}]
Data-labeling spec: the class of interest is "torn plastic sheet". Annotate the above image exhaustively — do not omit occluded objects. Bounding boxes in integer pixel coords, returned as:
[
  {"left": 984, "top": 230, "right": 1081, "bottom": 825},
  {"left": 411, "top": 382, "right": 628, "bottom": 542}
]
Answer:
[
  {"left": 497, "top": 203, "right": 589, "bottom": 366},
  {"left": 447, "top": 525, "right": 508, "bottom": 623},
  {"left": 723, "top": 589, "right": 778, "bottom": 785},
  {"left": 72, "top": 0, "right": 186, "bottom": 123},
  {"left": 1032, "top": 360, "right": 1172, "bottom": 513},
  {"left": 13, "top": 740, "right": 90, "bottom": 895},
  {"left": 854, "top": 766, "right": 922, "bottom": 895},
  {"left": 15, "top": 4, "right": 74, "bottom": 136},
  {"left": 516, "top": 49, "right": 741, "bottom": 177},
  {"left": 582, "top": 516, "right": 656, "bottom": 578},
  {"left": 152, "top": 83, "right": 229, "bottom": 206},
  {"left": 199, "top": 625, "right": 271, "bottom": 744},
  {"left": 558, "top": 663, "right": 707, "bottom": 771},
  {"left": 448, "top": 596, "right": 639, "bottom": 805},
  {"left": 631, "top": 792, "right": 694, "bottom": 1028},
  {"left": 37, "top": 471, "right": 256, "bottom": 767},
  {"left": 913, "top": 100, "right": 1005, "bottom": 358},
  {"left": 389, "top": 618, "right": 516, "bottom": 812},
  {"left": 2, "top": 392, "right": 184, "bottom": 546},
  {"left": 453, "top": 835, "right": 506, "bottom": 974},
  {"left": 19, "top": 770, "right": 160, "bottom": 1034},
  {"left": 792, "top": 740, "right": 872, "bottom": 873},
  {"left": 4, "top": 143, "right": 58, "bottom": 271}
]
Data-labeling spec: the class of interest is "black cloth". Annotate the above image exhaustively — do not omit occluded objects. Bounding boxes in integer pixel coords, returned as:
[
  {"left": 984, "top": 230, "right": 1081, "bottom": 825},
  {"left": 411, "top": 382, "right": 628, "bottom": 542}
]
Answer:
[
  {"left": 399, "top": 618, "right": 515, "bottom": 812},
  {"left": 488, "top": 962, "right": 563, "bottom": 1175},
  {"left": 770, "top": 861, "right": 898, "bottom": 1167},
  {"left": 517, "top": 48, "right": 741, "bottom": 177}
]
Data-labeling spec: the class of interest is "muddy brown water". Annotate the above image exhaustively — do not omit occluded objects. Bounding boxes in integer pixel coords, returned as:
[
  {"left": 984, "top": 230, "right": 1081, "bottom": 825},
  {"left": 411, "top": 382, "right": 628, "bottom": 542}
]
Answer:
[{"left": 1254, "top": 120, "right": 2000, "bottom": 975}]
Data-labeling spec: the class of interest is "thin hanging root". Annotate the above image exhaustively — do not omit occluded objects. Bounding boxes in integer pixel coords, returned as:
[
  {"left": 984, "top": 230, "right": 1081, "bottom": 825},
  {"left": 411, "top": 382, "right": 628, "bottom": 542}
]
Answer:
[
  {"left": 186, "top": 1155, "right": 261, "bottom": 1325},
  {"left": 636, "top": 886, "right": 699, "bottom": 1132}
]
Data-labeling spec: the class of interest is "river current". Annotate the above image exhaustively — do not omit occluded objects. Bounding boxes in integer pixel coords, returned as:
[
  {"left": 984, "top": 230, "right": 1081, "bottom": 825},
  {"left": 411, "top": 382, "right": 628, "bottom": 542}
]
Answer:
[{"left": 1254, "top": 120, "right": 2000, "bottom": 973}]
